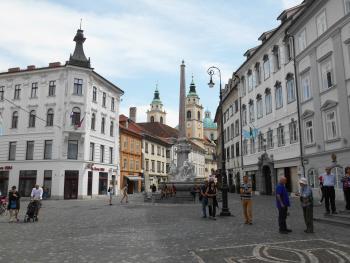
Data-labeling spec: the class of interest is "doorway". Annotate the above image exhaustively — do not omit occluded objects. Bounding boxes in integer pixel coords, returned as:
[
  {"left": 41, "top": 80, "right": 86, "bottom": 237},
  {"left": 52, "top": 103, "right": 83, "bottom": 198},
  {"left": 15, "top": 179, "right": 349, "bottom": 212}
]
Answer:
[
  {"left": 285, "top": 167, "right": 292, "bottom": 192},
  {"left": 64, "top": 171, "right": 79, "bottom": 199},
  {"left": 263, "top": 166, "right": 272, "bottom": 195},
  {"left": 0, "top": 171, "right": 9, "bottom": 196},
  {"left": 19, "top": 170, "right": 37, "bottom": 197},
  {"left": 43, "top": 170, "right": 52, "bottom": 199},
  {"left": 87, "top": 171, "right": 92, "bottom": 196},
  {"left": 98, "top": 172, "right": 108, "bottom": 195}
]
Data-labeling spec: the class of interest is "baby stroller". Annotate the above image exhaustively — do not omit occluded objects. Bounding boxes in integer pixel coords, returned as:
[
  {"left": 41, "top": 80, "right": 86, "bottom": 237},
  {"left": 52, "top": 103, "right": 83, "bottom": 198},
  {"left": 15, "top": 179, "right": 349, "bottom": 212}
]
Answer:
[
  {"left": 24, "top": 200, "right": 39, "bottom": 222},
  {"left": 0, "top": 195, "right": 8, "bottom": 216}
]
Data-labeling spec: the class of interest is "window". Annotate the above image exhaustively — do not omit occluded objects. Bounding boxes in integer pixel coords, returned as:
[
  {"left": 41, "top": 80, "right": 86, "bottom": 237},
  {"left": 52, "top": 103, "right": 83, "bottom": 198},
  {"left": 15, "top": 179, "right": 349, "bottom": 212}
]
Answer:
[
  {"left": 289, "top": 119, "right": 298, "bottom": 143},
  {"left": 91, "top": 113, "right": 96, "bottom": 130},
  {"left": 236, "top": 142, "right": 240, "bottom": 157},
  {"left": 161, "top": 162, "right": 164, "bottom": 173},
  {"left": 14, "top": 84, "right": 21, "bottom": 99},
  {"left": 298, "top": 29, "right": 307, "bottom": 52},
  {"left": 272, "top": 46, "right": 280, "bottom": 71},
  {"left": 247, "top": 70, "right": 253, "bottom": 92},
  {"left": 197, "top": 111, "right": 201, "bottom": 121},
  {"left": 11, "top": 111, "right": 18, "bottom": 128},
  {"left": 145, "top": 142, "right": 149, "bottom": 153},
  {"left": 46, "top": 108, "right": 54, "bottom": 126},
  {"left": 263, "top": 55, "right": 270, "bottom": 79},
  {"left": 305, "top": 120, "right": 314, "bottom": 145},
  {"left": 307, "top": 169, "right": 317, "bottom": 188},
  {"left": 325, "top": 111, "right": 338, "bottom": 140},
  {"left": 26, "top": 141, "right": 34, "bottom": 160},
  {"left": 235, "top": 120, "right": 239, "bottom": 136},
  {"left": 111, "top": 98, "right": 115, "bottom": 111},
  {"left": 92, "top": 86, "right": 97, "bottom": 102},
  {"left": 275, "top": 82, "right": 283, "bottom": 109},
  {"left": 346, "top": 0, "right": 350, "bottom": 14},
  {"left": 242, "top": 105, "right": 247, "bottom": 126},
  {"left": 136, "top": 160, "right": 139, "bottom": 171},
  {"left": 316, "top": 10, "right": 327, "bottom": 36},
  {"left": 301, "top": 72, "right": 311, "bottom": 101},
  {"left": 254, "top": 63, "right": 261, "bottom": 86},
  {"left": 151, "top": 144, "right": 155, "bottom": 155},
  {"left": 162, "top": 147, "right": 165, "bottom": 157},
  {"left": 285, "top": 39, "right": 292, "bottom": 62},
  {"left": 109, "top": 147, "right": 113, "bottom": 164},
  {"left": 250, "top": 137, "right": 255, "bottom": 154},
  {"left": 243, "top": 139, "right": 248, "bottom": 155},
  {"left": 277, "top": 125, "right": 285, "bottom": 146},
  {"left": 230, "top": 123, "right": 234, "bottom": 139},
  {"left": 256, "top": 95, "right": 263, "bottom": 119},
  {"left": 48, "top": 81, "right": 56, "bottom": 96},
  {"left": 249, "top": 101, "right": 255, "bottom": 123},
  {"left": 258, "top": 133, "right": 264, "bottom": 152},
  {"left": 187, "top": 111, "right": 191, "bottom": 120},
  {"left": 31, "top": 82, "right": 38, "bottom": 98},
  {"left": 226, "top": 147, "right": 230, "bottom": 159},
  {"left": 231, "top": 145, "right": 235, "bottom": 159},
  {"left": 102, "top": 92, "right": 106, "bottom": 107},
  {"left": 8, "top": 142, "right": 16, "bottom": 160},
  {"left": 145, "top": 159, "right": 149, "bottom": 171},
  {"left": 71, "top": 107, "right": 81, "bottom": 126},
  {"left": 157, "top": 146, "right": 161, "bottom": 156},
  {"left": 44, "top": 140, "right": 53, "bottom": 160},
  {"left": 241, "top": 77, "right": 246, "bottom": 96},
  {"left": 235, "top": 100, "right": 239, "bottom": 112},
  {"left": 267, "top": 129, "right": 274, "bottom": 149},
  {"left": 320, "top": 57, "right": 334, "bottom": 90},
  {"left": 110, "top": 121, "right": 114, "bottom": 136},
  {"left": 331, "top": 166, "right": 344, "bottom": 189},
  {"left": 286, "top": 75, "right": 296, "bottom": 103},
  {"left": 100, "top": 145, "right": 105, "bottom": 163},
  {"left": 89, "top": 143, "right": 95, "bottom": 161},
  {"left": 157, "top": 161, "right": 161, "bottom": 173},
  {"left": 29, "top": 110, "right": 36, "bottom": 127},
  {"left": 73, "top": 78, "right": 83, "bottom": 95},
  {"left": 265, "top": 91, "right": 272, "bottom": 115},
  {"left": 101, "top": 117, "right": 105, "bottom": 134},
  {"left": 123, "top": 159, "right": 127, "bottom": 169},
  {"left": 130, "top": 159, "right": 134, "bottom": 170},
  {"left": 0, "top": 86, "right": 4, "bottom": 100},
  {"left": 68, "top": 140, "right": 78, "bottom": 159},
  {"left": 150, "top": 116, "right": 154, "bottom": 122},
  {"left": 226, "top": 126, "right": 230, "bottom": 142}
]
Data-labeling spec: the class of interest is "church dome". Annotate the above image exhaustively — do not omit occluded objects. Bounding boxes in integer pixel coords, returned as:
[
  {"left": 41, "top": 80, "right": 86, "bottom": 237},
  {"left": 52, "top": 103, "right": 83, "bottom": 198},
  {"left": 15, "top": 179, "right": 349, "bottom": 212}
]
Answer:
[{"left": 203, "top": 110, "right": 217, "bottom": 129}]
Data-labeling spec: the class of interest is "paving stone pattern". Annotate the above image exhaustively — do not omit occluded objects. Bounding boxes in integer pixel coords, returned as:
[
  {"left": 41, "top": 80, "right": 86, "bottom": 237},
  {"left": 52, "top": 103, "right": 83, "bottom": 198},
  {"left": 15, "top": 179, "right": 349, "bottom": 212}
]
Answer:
[{"left": 0, "top": 194, "right": 349, "bottom": 263}]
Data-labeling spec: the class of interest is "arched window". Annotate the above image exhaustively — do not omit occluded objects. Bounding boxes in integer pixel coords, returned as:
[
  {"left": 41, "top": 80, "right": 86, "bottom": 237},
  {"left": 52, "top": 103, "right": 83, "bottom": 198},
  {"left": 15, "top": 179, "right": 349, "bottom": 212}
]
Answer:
[
  {"left": 71, "top": 107, "right": 81, "bottom": 125},
  {"left": 29, "top": 110, "right": 36, "bottom": 127},
  {"left": 286, "top": 73, "right": 296, "bottom": 103},
  {"left": 272, "top": 45, "right": 280, "bottom": 71},
  {"left": 197, "top": 111, "right": 201, "bottom": 121},
  {"left": 46, "top": 108, "right": 54, "bottom": 126},
  {"left": 263, "top": 54, "right": 270, "bottom": 79},
  {"left": 160, "top": 116, "right": 163, "bottom": 124},
  {"left": 187, "top": 111, "right": 191, "bottom": 120},
  {"left": 11, "top": 111, "right": 18, "bottom": 128},
  {"left": 150, "top": 116, "right": 155, "bottom": 122},
  {"left": 91, "top": 113, "right": 96, "bottom": 130},
  {"left": 275, "top": 81, "right": 283, "bottom": 109}
]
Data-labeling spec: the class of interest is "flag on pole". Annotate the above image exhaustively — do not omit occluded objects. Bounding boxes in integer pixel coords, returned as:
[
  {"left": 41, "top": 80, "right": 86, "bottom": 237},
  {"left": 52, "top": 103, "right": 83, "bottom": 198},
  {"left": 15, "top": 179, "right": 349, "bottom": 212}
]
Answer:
[{"left": 77, "top": 115, "right": 85, "bottom": 128}]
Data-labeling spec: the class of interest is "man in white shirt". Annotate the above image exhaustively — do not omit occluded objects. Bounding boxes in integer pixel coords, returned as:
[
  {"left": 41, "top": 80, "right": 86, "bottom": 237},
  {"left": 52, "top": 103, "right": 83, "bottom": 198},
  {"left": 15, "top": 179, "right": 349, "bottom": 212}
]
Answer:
[
  {"left": 322, "top": 167, "right": 337, "bottom": 215},
  {"left": 31, "top": 184, "right": 43, "bottom": 219}
]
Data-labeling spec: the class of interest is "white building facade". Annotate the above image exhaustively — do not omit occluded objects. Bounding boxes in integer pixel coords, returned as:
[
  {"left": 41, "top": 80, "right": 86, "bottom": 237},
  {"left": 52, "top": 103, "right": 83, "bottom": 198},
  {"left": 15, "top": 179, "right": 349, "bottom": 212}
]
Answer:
[
  {"left": 237, "top": 5, "right": 304, "bottom": 194},
  {"left": 288, "top": 0, "right": 350, "bottom": 199},
  {"left": 0, "top": 29, "right": 123, "bottom": 199}
]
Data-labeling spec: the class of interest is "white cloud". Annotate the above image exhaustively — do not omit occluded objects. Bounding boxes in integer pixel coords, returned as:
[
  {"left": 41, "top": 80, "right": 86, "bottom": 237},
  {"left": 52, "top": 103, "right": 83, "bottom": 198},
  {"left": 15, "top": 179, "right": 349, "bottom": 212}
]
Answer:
[{"left": 281, "top": 0, "right": 303, "bottom": 9}]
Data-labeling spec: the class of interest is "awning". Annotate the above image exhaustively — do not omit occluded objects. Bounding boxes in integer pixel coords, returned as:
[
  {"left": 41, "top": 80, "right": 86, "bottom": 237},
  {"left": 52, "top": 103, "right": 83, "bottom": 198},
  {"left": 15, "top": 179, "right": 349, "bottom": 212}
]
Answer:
[{"left": 125, "top": 176, "right": 143, "bottom": 181}]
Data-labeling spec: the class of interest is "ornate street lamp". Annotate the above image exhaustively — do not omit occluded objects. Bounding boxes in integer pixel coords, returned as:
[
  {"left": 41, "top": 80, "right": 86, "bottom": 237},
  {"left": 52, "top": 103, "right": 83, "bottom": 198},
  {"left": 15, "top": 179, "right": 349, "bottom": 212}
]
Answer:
[{"left": 207, "top": 66, "right": 231, "bottom": 216}]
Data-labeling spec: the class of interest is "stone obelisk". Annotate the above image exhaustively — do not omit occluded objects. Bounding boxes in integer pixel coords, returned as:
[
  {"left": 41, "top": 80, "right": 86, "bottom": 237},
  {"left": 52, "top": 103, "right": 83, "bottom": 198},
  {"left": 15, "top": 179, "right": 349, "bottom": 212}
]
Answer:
[{"left": 176, "top": 60, "right": 191, "bottom": 170}]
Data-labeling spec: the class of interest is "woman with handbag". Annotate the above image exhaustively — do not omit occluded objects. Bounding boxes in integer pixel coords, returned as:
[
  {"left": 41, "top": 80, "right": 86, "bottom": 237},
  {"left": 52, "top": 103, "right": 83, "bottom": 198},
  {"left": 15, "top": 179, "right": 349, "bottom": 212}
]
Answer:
[
  {"left": 206, "top": 181, "right": 217, "bottom": 220},
  {"left": 8, "top": 185, "right": 20, "bottom": 223}
]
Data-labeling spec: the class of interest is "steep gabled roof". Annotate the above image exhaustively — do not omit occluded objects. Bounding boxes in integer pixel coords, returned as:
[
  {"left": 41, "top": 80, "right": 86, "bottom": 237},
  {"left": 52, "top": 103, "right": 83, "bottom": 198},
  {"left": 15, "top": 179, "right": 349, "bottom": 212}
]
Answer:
[{"left": 137, "top": 122, "right": 179, "bottom": 139}]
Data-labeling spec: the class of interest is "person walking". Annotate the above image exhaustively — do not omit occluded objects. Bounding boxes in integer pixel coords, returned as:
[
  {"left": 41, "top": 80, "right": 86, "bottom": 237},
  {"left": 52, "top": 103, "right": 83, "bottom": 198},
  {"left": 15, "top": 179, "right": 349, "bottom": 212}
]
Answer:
[
  {"left": 199, "top": 180, "right": 208, "bottom": 218},
  {"left": 318, "top": 174, "right": 325, "bottom": 204},
  {"left": 322, "top": 167, "right": 337, "bottom": 215},
  {"left": 120, "top": 184, "right": 128, "bottom": 204},
  {"left": 31, "top": 184, "right": 43, "bottom": 220},
  {"left": 240, "top": 175, "right": 253, "bottom": 225},
  {"left": 206, "top": 181, "right": 217, "bottom": 220},
  {"left": 341, "top": 167, "right": 350, "bottom": 210},
  {"left": 151, "top": 184, "right": 157, "bottom": 204},
  {"left": 8, "top": 186, "right": 20, "bottom": 223},
  {"left": 276, "top": 176, "right": 291, "bottom": 234},
  {"left": 296, "top": 178, "right": 314, "bottom": 233},
  {"left": 107, "top": 186, "right": 114, "bottom": 205}
]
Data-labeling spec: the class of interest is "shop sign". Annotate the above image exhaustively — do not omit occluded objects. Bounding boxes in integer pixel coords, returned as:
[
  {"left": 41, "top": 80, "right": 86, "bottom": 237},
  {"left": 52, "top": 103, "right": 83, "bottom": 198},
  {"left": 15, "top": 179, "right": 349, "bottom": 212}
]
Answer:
[
  {"left": 0, "top": 166, "right": 12, "bottom": 171},
  {"left": 91, "top": 167, "right": 105, "bottom": 172}
]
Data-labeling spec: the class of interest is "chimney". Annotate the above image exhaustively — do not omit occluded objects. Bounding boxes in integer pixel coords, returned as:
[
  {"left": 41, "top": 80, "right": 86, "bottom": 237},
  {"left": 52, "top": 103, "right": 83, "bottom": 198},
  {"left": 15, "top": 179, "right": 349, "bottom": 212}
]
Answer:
[
  {"left": 8, "top": 67, "right": 20, "bottom": 73},
  {"left": 27, "top": 65, "right": 36, "bottom": 70},
  {"left": 49, "top": 62, "right": 61, "bottom": 68},
  {"left": 129, "top": 107, "right": 137, "bottom": 122}
]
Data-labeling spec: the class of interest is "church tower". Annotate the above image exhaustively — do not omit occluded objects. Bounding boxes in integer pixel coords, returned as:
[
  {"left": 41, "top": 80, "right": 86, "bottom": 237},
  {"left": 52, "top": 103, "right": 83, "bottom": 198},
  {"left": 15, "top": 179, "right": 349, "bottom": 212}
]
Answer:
[
  {"left": 146, "top": 85, "right": 167, "bottom": 124},
  {"left": 185, "top": 76, "right": 204, "bottom": 139}
]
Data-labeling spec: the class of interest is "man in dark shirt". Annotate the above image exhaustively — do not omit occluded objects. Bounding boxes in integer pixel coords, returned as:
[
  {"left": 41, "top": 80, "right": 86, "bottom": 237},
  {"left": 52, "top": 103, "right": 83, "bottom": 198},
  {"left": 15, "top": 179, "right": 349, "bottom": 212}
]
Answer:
[{"left": 276, "top": 176, "right": 291, "bottom": 234}]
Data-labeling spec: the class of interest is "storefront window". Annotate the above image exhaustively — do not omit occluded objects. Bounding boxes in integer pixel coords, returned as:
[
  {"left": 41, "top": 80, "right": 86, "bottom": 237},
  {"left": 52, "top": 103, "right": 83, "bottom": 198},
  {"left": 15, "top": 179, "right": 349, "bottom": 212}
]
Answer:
[
  {"left": 0, "top": 171, "right": 9, "bottom": 196},
  {"left": 43, "top": 170, "right": 52, "bottom": 199},
  {"left": 19, "top": 170, "right": 37, "bottom": 197},
  {"left": 99, "top": 172, "right": 108, "bottom": 195}
]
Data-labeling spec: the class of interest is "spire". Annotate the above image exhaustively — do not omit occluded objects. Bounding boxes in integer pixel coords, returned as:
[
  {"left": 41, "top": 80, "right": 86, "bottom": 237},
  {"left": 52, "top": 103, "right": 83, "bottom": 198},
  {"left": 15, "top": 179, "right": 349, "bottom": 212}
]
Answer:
[
  {"left": 68, "top": 27, "right": 91, "bottom": 68},
  {"left": 188, "top": 74, "right": 198, "bottom": 97},
  {"left": 152, "top": 82, "right": 162, "bottom": 104}
]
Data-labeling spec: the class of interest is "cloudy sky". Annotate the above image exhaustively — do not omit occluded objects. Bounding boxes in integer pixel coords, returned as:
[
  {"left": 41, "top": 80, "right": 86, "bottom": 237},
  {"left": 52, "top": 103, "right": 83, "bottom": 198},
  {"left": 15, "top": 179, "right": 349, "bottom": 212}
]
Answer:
[{"left": 0, "top": 0, "right": 302, "bottom": 127}]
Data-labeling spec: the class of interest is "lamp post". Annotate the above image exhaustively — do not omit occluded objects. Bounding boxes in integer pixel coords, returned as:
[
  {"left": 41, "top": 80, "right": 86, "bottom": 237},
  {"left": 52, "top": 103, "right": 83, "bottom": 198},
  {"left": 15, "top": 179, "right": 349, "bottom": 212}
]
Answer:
[{"left": 207, "top": 66, "right": 231, "bottom": 216}]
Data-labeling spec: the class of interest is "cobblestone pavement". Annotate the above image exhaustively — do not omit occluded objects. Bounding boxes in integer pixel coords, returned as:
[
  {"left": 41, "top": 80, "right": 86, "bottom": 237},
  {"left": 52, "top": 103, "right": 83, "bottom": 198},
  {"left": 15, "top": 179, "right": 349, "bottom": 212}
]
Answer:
[{"left": 0, "top": 194, "right": 349, "bottom": 263}]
